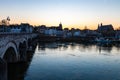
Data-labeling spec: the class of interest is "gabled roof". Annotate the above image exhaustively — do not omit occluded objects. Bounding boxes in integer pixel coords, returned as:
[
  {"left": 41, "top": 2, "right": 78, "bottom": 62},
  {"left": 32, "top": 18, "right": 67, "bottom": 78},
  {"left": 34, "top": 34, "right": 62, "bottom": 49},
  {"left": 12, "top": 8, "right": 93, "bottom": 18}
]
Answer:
[{"left": 98, "top": 24, "right": 114, "bottom": 31}]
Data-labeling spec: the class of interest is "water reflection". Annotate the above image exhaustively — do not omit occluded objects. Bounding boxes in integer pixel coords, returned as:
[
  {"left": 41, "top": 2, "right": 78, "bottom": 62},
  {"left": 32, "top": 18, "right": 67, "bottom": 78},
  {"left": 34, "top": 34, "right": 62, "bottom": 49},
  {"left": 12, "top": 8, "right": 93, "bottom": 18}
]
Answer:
[
  {"left": 25, "top": 42, "right": 120, "bottom": 80},
  {"left": 37, "top": 42, "right": 120, "bottom": 56},
  {"left": 1, "top": 42, "right": 120, "bottom": 80}
]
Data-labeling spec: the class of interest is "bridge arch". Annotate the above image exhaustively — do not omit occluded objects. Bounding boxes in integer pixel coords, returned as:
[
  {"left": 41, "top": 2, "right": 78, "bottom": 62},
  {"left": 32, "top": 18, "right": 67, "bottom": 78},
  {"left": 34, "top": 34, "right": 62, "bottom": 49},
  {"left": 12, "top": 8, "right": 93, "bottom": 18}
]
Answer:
[
  {"left": 0, "top": 33, "right": 38, "bottom": 63},
  {"left": 2, "top": 41, "right": 18, "bottom": 63}
]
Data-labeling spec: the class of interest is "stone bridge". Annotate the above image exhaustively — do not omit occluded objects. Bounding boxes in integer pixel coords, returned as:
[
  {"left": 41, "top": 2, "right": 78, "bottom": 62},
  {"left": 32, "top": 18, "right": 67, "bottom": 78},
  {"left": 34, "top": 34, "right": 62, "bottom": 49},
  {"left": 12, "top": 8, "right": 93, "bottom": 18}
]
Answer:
[{"left": 0, "top": 33, "right": 38, "bottom": 63}]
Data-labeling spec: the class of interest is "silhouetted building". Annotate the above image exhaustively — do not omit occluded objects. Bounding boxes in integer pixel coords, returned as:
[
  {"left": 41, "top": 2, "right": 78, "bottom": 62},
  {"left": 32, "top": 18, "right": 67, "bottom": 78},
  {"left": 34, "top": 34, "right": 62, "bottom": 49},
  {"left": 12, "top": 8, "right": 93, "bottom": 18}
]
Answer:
[
  {"left": 115, "top": 30, "right": 120, "bottom": 39},
  {"left": 97, "top": 23, "right": 115, "bottom": 37},
  {"left": 58, "top": 22, "right": 62, "bottom": 30},
  {"left": 49, "top": 22, "right": 63, "bottom": 31},
  {"left": 0, "top": 25, "right": 8, "bottom": 32},
  {"left": 38, "top": 25, "right": 47, "bottom": 34},
  {"left": 20, "top": 23, "right": 33, "bottom": 33},
  {"left": 97, "top": 23, "right": 114, "bottom": 32},
  {"left": 38, "top": 23, "right": 63, "bottom": 37}
]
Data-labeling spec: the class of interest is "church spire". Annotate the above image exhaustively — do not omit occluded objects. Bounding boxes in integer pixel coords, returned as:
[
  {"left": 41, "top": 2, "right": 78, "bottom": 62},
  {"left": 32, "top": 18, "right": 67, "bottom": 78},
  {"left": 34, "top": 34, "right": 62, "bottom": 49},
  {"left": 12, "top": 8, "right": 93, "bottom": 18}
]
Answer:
[{"left": 59, "top": 22, "right": 62, "bottom": 30}]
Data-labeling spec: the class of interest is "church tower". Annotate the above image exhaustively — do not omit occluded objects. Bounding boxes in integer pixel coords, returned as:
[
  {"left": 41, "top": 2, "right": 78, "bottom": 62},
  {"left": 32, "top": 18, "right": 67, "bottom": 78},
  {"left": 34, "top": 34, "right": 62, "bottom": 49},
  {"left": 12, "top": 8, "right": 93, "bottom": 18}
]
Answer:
[{"left": 58, "top": 22, "right": 63, "bottom": 30}]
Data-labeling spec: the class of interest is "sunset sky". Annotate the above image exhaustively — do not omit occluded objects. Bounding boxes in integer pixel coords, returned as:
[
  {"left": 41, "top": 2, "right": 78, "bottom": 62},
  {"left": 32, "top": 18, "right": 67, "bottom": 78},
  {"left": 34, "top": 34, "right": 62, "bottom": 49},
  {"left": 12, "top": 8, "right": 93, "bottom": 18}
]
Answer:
[{"left": 0, "top": 0, "right": 120, "bottom": 29}]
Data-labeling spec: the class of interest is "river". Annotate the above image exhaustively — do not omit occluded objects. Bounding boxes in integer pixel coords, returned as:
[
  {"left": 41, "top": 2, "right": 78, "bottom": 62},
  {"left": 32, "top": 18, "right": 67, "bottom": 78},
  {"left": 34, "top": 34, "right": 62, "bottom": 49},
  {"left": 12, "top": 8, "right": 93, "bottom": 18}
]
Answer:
[{"left": 8, "top": 42, "right": 120, "bottom": 80}]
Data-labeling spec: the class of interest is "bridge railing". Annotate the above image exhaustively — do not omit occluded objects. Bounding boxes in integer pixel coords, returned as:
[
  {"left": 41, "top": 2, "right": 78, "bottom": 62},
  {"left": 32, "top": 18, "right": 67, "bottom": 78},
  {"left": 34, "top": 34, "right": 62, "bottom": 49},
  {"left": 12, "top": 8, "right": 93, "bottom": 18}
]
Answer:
[
  {"left": 0, "top": 33, "right": 38, "bottom": 43},
  {"left": 0, "top": 33, "right": 38, "bottom": 37}
]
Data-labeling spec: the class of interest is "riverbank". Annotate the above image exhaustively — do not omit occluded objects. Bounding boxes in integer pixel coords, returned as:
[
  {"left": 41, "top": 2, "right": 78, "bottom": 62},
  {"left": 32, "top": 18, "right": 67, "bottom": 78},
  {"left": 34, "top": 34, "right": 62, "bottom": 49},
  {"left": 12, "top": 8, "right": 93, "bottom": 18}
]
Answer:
[{"left": 37, "top": 35, "right": 120, "bottom": 45}]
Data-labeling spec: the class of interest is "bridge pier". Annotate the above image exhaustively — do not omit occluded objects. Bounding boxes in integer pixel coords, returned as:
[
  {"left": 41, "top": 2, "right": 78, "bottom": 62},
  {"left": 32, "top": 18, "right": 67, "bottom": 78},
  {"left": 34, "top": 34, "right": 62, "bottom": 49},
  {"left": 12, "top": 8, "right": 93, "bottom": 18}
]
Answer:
[
  {"left": 0, "top": 58, "right": 7, "bottom": 80},
  {"left": 19, "top": 42, "right": 27, "bottom": 62},
  {"left": 27, "top": 37, "right": 37, "bottom": 52}
]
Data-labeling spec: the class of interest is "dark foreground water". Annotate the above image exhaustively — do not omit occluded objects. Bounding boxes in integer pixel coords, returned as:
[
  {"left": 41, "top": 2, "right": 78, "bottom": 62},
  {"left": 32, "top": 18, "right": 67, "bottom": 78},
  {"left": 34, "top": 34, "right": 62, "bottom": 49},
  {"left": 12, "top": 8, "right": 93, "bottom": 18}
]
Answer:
[{"left": 9, "top": 43, "right": 120, "bottom": 80}]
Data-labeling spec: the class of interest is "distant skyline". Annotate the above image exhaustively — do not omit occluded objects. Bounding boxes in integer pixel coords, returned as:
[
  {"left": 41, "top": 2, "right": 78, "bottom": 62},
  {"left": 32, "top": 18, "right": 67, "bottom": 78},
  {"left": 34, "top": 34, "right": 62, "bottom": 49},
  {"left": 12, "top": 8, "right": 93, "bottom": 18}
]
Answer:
[{"left": 0, "top": 0, "right": 120, "bottom": 29}]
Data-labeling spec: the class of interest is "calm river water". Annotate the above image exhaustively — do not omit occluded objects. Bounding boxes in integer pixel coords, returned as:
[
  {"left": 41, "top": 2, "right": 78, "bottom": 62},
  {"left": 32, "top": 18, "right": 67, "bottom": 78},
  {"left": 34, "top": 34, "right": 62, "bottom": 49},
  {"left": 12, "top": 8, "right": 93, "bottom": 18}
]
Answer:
[{"left": 8, "top": 42, "right": 120, "bottom": 80}]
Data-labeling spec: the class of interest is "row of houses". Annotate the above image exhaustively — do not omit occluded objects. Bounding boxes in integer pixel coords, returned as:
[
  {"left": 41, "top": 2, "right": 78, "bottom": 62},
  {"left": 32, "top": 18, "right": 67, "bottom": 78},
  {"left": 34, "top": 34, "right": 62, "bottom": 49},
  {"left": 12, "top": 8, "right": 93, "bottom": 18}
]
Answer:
[
  {"left": 0, "top": 22, "right": 120, "bottom": 39},
  {"left": 37, "top": 23, "right": 100, "bottom": 38},
  {"left": 37, "top": 23, "right": 120, "bottom": 39},
  {"left": 0, "top": 23, "right": 33, "bottom": 33}
]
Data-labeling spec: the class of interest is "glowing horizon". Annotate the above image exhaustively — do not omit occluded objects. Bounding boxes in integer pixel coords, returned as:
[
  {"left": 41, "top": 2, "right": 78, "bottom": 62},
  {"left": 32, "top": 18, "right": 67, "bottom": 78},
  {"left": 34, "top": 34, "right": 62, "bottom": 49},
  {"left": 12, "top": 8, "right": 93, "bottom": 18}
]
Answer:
[{"left": 0, "top": 0, "right": 120, "bottom": 29}]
